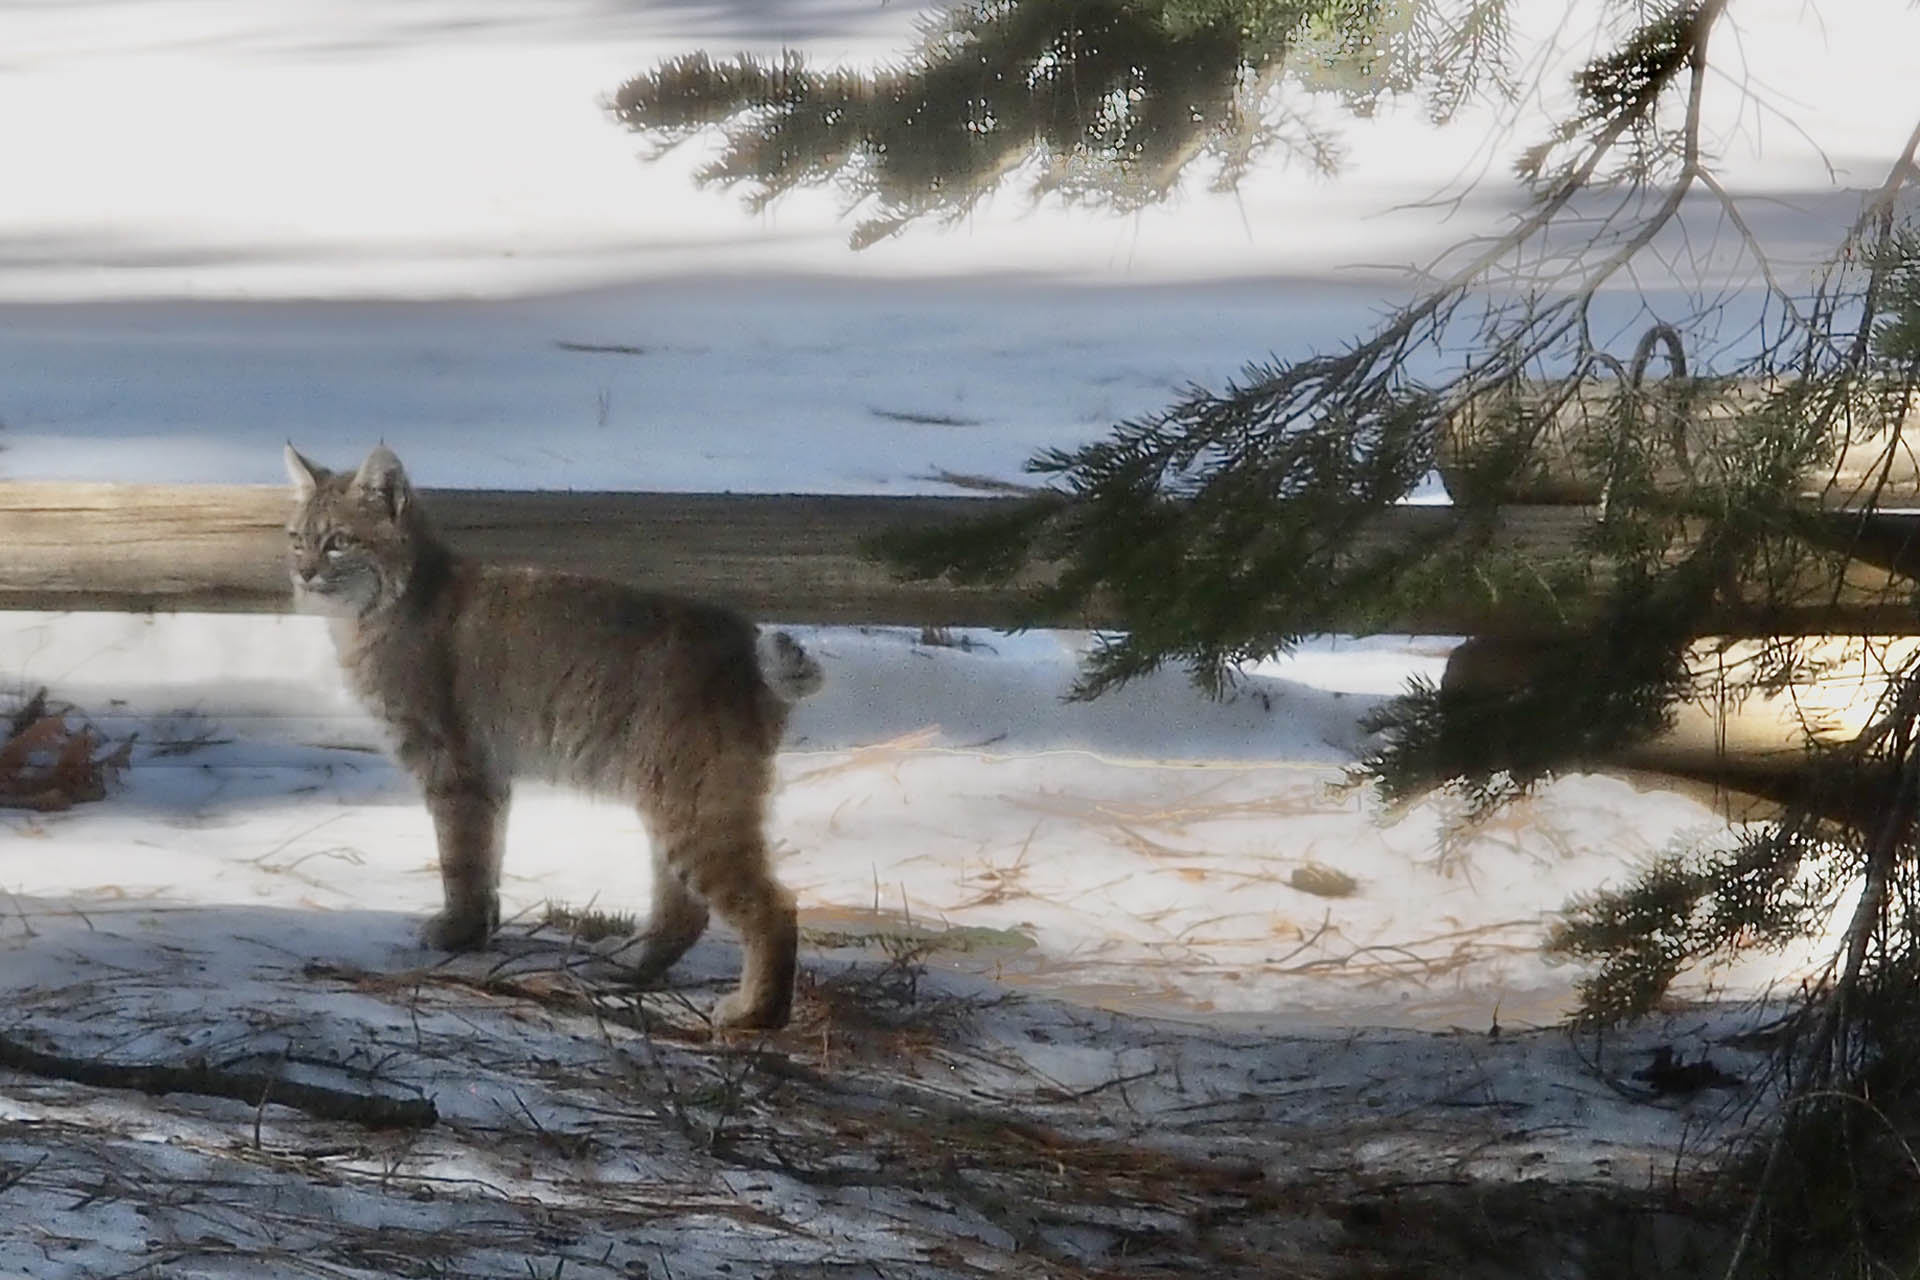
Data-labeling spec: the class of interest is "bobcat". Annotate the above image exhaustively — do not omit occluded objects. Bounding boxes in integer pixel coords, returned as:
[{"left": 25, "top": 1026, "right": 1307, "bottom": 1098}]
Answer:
[{"left": 283, "top": 445, "right": 822, "bottom": 1029}]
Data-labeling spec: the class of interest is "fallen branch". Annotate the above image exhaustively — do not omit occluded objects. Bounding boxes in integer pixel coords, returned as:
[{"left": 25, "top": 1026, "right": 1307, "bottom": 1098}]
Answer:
[{"left": 0, "top": 1029, "right": 438, "bottom": 1129}]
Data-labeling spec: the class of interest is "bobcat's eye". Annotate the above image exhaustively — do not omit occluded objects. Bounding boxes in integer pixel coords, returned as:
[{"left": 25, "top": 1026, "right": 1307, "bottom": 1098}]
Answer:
[{"left": 321, "top": 533, "right": 355, "bottom": 557}]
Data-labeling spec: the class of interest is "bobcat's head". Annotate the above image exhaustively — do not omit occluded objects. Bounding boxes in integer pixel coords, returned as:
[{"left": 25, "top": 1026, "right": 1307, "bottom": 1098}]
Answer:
[{"left": 283, "top": 444, "right": 428, "bottom": 614}]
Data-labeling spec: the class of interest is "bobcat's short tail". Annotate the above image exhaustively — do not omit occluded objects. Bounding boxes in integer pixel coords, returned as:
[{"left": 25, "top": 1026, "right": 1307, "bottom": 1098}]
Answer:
[{"left": 757, "top": 629, "right": 825, "bottom": 702}]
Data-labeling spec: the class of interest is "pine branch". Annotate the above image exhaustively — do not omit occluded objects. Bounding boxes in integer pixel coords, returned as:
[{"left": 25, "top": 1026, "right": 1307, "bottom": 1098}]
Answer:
[{"left": 610, "top": 1, "right": 1519, "bottom": 246}]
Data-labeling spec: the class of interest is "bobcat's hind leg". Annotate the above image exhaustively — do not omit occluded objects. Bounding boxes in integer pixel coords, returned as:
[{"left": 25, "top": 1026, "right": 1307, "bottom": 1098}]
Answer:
[
  {"left": 630, "top": 843, "right": 711, "bottom": 985},
  {"left": 421, "top": 780, "right": 507, "bottom": 952},
  {"left": 664, "top": 824, "right": 797, "bottom": 1030},
  {"left": 704, "top": 863, "right": 796, "bottom": 1031}
]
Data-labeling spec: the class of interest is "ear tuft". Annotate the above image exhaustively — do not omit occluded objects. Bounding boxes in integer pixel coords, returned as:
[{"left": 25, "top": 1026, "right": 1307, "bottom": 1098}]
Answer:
[
  {"left": 350, "top": 445, "right": 412, "bottom": 519},
  {"left": 284, "top": 443, "right": 325, "bottom": 498}
]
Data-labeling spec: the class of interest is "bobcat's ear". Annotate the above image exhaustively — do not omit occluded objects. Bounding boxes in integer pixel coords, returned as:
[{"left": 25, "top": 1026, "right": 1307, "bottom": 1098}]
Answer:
[
  {"left": 284, "top": 443, "right": 326, "bottom": 499},
  {"left": 351, "top": 445, "right": 412, "bottom": 520}
]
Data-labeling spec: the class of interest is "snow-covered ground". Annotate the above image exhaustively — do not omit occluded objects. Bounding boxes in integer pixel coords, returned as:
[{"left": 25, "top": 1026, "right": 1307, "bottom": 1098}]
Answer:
[
  {"left": 0, "top": 609, "right": 1788, "bottom": 1277},
  {"left": 3, "top": 0, "right": 1912, "bottom": 1272},
  {"left": 2, "top": 0, "right": 1913, "bottom": 498},
  {"left": 4, "top": 608, "right": 1787, "bottom": 1031},
  {"left": 5, "top": 0, "right": 1915, "bottom": 301},
  {"left": 0, "top": 280, "right": 1424, "bottom": 493}
]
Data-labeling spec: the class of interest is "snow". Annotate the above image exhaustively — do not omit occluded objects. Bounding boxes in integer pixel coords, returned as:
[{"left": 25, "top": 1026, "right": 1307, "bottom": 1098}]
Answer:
[
  {"left": 5, "top": 2, "right": 1914, "bottom": 497},
  {"left": 0, "top": 280, "right": 1417, "bottom": 493},
  {"left": 4, "top": 0, "right": 1916, "bottom": 301},
  {"left": 1, "top": 609, "right": 1818, "bottom": 1034},
  {"left": 2, "top": 0, "right": 1910, "bottom": 1271},
  {"left": 0, "top": 607, "right": 1811, "bottom": 1276}
]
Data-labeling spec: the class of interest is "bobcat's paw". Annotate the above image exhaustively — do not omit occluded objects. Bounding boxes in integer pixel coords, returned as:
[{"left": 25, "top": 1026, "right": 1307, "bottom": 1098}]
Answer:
[
  {"left": 712, "top": 990, "right": 791, "bottom": 1032},
  {"left": 421, "top": 903, "right": 496, "bottom": 953},
  {"left": 627, "top": 953, "right": 672, "bottom": 988}
]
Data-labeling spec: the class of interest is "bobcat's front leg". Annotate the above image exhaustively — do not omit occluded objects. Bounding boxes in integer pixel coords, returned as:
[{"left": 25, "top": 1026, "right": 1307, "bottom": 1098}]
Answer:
[{"left": 421, "top": 778, "right": 508, "bottom": 951}]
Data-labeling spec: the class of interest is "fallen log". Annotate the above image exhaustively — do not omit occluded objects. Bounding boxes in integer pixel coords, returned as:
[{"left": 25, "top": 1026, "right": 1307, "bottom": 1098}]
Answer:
[
  {"left": 1438, "top": 375, "right": 1920, "bottom": 508},
  {"left": 0, "top": 484, "right": 1051, "bottom": 626},
  {"left": 5, "top": 483, "right": 1920, "bottom": 637},
  {"left": 1443, "top": 634, "right": 1920, "bottom": 825},
  {"left": 0, "top": 1030, "right": 439, "bottom": 1129}
]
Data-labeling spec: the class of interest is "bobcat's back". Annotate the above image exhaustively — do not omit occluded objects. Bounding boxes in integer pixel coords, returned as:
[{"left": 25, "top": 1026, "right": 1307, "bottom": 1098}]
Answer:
[
  {"left": 356, "top": 562, "right": 792, "bottom": 796},
  {"left": 285, "top": 447, "right": 818, "bottom": 798}
]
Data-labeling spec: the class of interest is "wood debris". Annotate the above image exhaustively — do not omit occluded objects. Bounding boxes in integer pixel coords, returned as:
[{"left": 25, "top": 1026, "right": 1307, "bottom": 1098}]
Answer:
[{"left": 0, "top": 688, "right": 131, "bottom": 811}]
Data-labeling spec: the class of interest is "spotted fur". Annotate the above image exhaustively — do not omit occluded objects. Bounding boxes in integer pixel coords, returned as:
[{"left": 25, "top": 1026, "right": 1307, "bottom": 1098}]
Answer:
[{"left": 285, "top": 444, "right": 820, "bottom": 1029}]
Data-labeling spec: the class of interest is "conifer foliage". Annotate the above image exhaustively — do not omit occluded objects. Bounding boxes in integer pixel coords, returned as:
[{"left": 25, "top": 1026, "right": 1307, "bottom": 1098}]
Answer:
[
  {"left": 611, "top": 1, "right": 1511, "bottom": 248},
  {"left": 615, "top": 5, "right": 1920, "bottom": 1270}
]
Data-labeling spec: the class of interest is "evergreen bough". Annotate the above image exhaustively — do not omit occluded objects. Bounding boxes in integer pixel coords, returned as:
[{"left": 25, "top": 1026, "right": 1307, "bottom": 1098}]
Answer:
[{"left": 614, "top": 4, "right": 1920, "bottom": 1270}]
